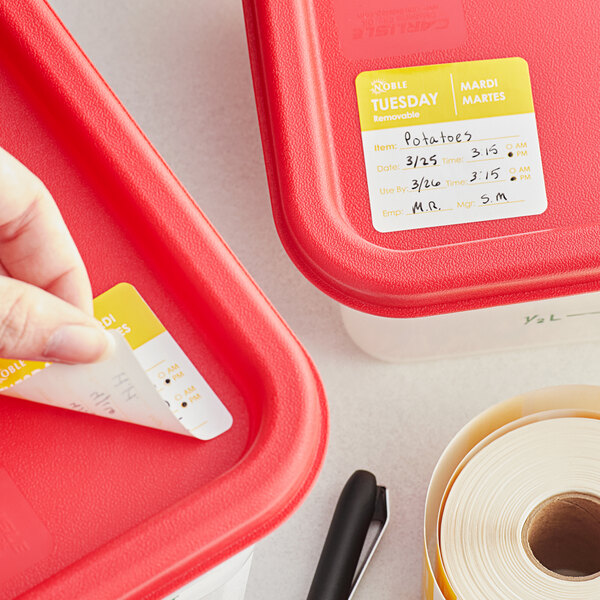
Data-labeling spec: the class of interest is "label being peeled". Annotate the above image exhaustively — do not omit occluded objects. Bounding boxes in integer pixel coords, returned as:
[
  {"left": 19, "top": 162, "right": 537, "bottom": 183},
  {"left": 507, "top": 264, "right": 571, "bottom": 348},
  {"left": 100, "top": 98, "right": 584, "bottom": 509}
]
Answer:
[
  {"left": 356, "top": 57, "right": 547, "bottom": 232},
  {"left": 0, "top": 283, "right": 232, "bottom": 440}
]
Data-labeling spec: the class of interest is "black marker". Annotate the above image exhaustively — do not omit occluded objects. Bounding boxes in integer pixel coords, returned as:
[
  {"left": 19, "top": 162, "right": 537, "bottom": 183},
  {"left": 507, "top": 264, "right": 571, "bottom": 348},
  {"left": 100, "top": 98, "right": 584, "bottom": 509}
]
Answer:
[{"left": 306, "top": 470, "right": 388, "bottom": 600}]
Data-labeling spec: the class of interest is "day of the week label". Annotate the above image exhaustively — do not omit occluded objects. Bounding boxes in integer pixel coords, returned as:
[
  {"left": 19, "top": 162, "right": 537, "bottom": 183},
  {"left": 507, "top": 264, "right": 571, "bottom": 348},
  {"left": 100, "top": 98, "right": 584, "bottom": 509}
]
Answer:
[{"left": 355, "top": 57, "right": 547, "bottom": 232}]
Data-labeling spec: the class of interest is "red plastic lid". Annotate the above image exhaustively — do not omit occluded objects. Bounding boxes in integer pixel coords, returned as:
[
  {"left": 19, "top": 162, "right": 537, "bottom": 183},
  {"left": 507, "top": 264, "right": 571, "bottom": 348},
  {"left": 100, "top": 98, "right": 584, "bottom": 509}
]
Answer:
[
  {"left": 0, "top": 2, "right": 327, "bottom": 598},
  {"left": 243, "top": 0, "right": 600, "bottom": 317}
]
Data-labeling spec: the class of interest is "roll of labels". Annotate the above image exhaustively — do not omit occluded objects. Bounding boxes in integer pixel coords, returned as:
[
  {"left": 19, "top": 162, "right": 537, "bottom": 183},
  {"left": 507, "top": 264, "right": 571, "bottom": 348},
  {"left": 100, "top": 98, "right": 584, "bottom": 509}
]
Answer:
[
  {"left": 424, "top": 385, "right": 600, "bottom": 599},
  {"left": 305, "top": 385, "right": 600, "bottom": 600}
]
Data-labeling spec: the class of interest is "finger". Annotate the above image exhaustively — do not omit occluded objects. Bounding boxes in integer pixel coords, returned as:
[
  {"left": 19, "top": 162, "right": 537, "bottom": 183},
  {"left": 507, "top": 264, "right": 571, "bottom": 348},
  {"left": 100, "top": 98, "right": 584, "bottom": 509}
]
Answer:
[
  {"left": 0, "top": 276, "right": 114, "bottom": 363},
  {"left": 0, "top": 148, "right": 93, "bottom": 314}
]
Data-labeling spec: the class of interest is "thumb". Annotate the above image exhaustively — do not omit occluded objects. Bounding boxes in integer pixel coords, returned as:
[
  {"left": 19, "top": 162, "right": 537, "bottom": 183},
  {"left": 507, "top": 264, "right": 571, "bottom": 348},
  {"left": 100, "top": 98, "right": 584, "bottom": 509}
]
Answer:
[{"left": 0, "top": 276, "right": 114, "bottom": 363}]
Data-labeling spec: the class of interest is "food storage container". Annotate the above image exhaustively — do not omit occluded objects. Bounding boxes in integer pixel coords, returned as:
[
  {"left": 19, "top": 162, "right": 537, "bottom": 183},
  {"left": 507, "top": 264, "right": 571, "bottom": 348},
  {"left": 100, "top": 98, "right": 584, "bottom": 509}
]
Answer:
[
  {"left": 0, "top": 2, "right": 328, "bottom": 598},
  {"left": 243, "top": 0, "right": 600, "bottom": 361}
]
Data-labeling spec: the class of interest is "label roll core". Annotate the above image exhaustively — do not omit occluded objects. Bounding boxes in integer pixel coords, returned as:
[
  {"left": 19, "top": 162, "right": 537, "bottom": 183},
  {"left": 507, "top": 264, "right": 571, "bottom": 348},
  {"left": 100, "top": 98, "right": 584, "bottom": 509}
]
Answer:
[{"left": 423, "top": 385, "right": 600, "bottom": 599}]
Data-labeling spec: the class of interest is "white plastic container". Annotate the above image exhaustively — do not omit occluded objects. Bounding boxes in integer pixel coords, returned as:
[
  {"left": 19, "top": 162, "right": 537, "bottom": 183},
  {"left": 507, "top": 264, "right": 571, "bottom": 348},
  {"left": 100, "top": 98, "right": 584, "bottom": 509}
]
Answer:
[
  {"left": 163, "top": 548, "right": 254, "bottom": 600},
  {"left": 341, "top": 291, "right": 600, "bottom": 362}
]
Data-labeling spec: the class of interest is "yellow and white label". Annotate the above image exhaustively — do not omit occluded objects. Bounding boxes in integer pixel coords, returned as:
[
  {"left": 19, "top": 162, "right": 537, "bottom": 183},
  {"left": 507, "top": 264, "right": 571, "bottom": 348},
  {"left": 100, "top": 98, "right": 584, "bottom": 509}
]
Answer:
[
  {"left": 356, "top": 57, "right": 547, "bottom": 232},
  {"left": 0, "top": 283, "right": 232, "bottom": 440}
]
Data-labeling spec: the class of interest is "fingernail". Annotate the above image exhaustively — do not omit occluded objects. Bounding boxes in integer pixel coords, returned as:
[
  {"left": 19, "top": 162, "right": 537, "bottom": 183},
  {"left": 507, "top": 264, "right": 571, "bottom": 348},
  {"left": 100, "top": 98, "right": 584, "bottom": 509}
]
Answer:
[{"left": 44, "top": 325, "right": 115, "bottom": 363}]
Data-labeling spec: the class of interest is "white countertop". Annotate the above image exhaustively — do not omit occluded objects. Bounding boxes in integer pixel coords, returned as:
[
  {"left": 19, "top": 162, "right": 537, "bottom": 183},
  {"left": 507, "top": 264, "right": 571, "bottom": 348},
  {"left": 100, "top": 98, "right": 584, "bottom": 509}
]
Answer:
[{"left": 46, "top": 2, "right": 600, "bottom": 598}]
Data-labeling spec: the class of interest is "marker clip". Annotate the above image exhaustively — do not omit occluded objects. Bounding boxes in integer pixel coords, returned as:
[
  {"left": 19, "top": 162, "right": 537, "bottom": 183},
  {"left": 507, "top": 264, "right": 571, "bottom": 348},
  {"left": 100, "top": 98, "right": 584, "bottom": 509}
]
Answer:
[
  {"left": 306, "top": 470, "right": 389, "bottom": 600},
  {"left": 348, "top": 482, "right": 389, "bottom": 599}
]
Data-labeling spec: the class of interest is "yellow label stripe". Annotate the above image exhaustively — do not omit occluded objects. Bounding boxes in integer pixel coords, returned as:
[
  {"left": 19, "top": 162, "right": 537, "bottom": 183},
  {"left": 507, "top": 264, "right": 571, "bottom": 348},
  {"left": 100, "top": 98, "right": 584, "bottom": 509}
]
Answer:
[{"left": 356, "top": 57, "right": 534, "bottom": 131}]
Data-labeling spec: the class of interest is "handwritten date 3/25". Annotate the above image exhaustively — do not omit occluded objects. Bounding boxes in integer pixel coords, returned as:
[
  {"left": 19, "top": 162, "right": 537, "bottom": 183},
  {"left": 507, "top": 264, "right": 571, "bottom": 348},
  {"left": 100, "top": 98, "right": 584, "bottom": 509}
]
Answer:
[{"left": 406, "top": 154, "right": 438, "bottom": 168}]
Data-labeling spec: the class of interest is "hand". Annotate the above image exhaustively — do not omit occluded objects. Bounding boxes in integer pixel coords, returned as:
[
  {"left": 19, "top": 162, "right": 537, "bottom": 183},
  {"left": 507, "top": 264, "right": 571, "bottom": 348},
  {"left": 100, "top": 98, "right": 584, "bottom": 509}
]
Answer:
[{"left": 0, "top": 147, "right": 113, "bottom": 363}]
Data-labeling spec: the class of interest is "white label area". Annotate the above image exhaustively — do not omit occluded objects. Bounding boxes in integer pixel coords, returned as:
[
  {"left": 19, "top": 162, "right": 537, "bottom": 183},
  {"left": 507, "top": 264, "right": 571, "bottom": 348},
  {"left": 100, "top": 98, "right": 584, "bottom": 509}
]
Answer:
[
  {"left": 363, "top": 113, "right": 547, "bottom": 232},
  {"left": 2, "top": 332, "right": 232, "bottom": 441},
  {"left": 135, "top": 331, "right": 233, "bottom": 440}
]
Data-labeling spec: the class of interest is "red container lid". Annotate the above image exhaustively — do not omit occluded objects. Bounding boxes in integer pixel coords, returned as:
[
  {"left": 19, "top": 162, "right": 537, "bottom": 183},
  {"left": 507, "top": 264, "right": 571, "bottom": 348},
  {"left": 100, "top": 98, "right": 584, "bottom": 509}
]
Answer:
[
  {"left": 0, "top": 2, "right": 327, "bottom": 598},
  {"left": 243, "top": 0, "right": 600, "bottom": 317}
]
